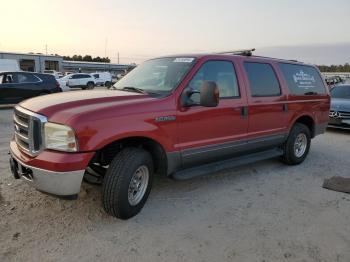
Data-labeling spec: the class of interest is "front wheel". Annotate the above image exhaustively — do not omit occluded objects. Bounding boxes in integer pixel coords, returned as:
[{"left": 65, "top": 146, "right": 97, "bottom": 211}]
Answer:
[
  {"left": 281, "top": 123, "right": 311, "bottom": 165},
  {"left": 102, "top": 148, "right": 153, "bottom": 219},
  {"left": 86, "top": 82, "right": 95, "bottom": 90}
]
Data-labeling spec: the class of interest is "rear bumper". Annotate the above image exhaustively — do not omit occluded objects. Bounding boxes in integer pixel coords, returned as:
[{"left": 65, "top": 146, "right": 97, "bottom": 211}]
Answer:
[{"left": 9, "top": 138, "right": 94, "bottom": 196}]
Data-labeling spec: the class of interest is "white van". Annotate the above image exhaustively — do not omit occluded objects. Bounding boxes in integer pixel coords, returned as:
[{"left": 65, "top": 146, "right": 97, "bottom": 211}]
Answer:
[
  {"left": 91, "top": 72, "right": 112, "bottom": 87},
  {"left": 0, "top": 59, "right": 20, "bottom": 72}
]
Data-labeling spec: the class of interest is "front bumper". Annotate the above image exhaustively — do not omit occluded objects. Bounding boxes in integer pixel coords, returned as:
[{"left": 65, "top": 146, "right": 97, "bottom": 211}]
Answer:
[
  {"left": 9, "top": 153, "right": 85, "bottom": 196},
  {"left": 328, "top": 118, "right": 350, "bottom": 130},
  {"left": 9, "top": 139, "right": 94, "bottom": 196}
]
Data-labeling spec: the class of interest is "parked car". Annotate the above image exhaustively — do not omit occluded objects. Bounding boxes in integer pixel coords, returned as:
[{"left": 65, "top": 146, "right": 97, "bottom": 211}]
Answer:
[
  {"left": 65, "top": 73, "right": 96, "bottom": 89},
  {"left": 0, "top": 71, "right": 61, "bottom": 105},
  {"left": 43, "top": 70, "right": 62, "bottom": 79},
  {"left": 91, "top": 72, "right": 112, "bottom": 87},
  {"left": 328, "top": 84, "right": 350, "bottom": 129},
  {"left": 0, "top": 59, "right": 20, "bottom": 72},
  {"left": 9, "top": 50, "right": 330, "bottom": 219},
  {"left": 56, "top": 75, "right": 71, "bottom": 92}
]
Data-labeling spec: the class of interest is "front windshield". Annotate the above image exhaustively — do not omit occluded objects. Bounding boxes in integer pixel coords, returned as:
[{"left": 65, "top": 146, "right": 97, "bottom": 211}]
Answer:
[
  {"left": 331, "top": 86, "right": 350, "bottom": 99},
  {"left": 113, "top": 57, "right": 196, "bottom": 93}
]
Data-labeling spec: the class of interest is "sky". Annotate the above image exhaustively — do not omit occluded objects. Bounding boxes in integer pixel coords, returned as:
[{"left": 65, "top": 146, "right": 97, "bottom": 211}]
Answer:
[{"left": 0, "top": 0, "right": 349, "bottom": 65}]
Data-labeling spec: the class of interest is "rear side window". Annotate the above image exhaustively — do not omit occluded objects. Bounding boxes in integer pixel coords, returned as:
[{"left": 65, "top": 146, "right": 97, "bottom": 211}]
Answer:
[
  {"left": 279, "top": 63, "right": 326, "bottom": 95},
  {"left": 244, "top": 62, "right": 281, "bottom": 97}
]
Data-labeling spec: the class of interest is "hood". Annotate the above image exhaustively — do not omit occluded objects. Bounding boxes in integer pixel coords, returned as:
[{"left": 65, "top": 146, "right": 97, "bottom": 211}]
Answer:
[
  {"left": 19, "top": 90, "right": 154, "bottom": 122},
  {"left": 331, "top": 98, "right": 350, "bottom": 112}
]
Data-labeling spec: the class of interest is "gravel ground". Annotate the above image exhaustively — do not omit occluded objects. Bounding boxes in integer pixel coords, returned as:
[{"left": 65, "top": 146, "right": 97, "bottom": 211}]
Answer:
[{"left": 1, "top": 108, "right": 350, "bottom": 262}]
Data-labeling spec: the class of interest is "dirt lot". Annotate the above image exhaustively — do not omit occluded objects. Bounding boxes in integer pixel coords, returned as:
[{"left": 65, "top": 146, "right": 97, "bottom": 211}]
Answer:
[{"left": 1, "top": 108, "right": 350, "bottom": 262}]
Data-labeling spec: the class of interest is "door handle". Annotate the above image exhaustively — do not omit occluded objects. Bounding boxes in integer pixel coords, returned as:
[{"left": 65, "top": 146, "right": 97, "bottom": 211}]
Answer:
[
  {"left": 233, "top": 106, "right": 248, "bottom": 118},
  {"left": 282, "top": 103, "right": 288, "bottom": 112}
]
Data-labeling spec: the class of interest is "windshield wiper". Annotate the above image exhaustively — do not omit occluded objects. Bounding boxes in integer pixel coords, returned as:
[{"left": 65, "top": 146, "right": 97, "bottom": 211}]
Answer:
[{"left": 119, "top": 86, "right": 148, "bottom": 94}]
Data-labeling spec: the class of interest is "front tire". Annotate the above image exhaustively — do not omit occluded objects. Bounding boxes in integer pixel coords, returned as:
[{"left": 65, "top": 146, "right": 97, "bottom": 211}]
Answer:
[
  {"left": 86, "top": 82, "right": 95, "bottom": 89},
  {"left": 102, "top": 148, "right": 153, "bottom": 219},
  {"left": 281, "top": 123, "right": 311, "bottom": 165}
]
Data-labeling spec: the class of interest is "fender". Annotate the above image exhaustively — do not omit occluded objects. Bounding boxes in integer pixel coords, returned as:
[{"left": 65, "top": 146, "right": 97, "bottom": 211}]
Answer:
[{"left": 72, "top": 114, "right": 177, "bottom": 152}]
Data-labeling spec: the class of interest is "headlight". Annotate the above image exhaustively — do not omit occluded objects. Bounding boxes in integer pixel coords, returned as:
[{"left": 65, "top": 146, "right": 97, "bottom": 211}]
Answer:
[{"left": 44, "top": 123, "right": 78, "bottom": 152}]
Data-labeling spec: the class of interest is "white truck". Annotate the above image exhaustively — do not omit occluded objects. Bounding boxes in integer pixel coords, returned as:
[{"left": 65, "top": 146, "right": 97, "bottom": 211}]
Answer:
[{"left": 91, "top": 72, "right": 112, "bottom": 87}]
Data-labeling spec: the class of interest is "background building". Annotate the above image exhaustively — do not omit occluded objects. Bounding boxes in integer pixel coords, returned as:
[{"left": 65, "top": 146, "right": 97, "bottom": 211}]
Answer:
[{"left": 0, "top": 52, "right": 135, "bottom": 75}]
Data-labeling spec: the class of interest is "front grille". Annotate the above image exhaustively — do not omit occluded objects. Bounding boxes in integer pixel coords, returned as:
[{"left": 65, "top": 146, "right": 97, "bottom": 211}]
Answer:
[
  {"left": 339, "top": 111, "right": 350, "bottom": 119},
  {"left": 13, "top": 106, "right": 47, "bottom": 156}
]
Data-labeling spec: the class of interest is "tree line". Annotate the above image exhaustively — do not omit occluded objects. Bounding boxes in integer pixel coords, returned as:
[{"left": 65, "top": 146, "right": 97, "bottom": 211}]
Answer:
[
  {"left": 317, "top": 63, "right": 350, "bottom": 72},
  {"left": 63, "top": 55, "right": 111, "bottom": 63}
]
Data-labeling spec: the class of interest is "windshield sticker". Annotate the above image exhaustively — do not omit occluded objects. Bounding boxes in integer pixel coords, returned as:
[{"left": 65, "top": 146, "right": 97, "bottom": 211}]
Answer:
[
  {"left": 293, "top": 70, "right": 316, "bottom": 89},
  {"left": 173, "top": 58, "right": 194, "bottom": 63}
]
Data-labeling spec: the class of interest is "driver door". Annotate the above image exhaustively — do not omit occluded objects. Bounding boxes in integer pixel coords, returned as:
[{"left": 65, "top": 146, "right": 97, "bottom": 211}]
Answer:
[{"left": 176, "top": 59, "right": 249, "bottom": 168}]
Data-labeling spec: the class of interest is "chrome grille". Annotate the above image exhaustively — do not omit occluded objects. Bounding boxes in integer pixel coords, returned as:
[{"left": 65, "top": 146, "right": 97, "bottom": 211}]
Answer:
[
  {"left": 13, "top": 106, "right": 47, "bottom": 156},
  {"left": 339, "top": 111, "right": 350, "bottom": 119}
]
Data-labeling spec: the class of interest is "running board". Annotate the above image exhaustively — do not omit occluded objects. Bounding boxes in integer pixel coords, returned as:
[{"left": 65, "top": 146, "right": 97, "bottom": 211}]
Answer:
[{"left": 172, "top": 148, "right": 283, "bottom": 180}]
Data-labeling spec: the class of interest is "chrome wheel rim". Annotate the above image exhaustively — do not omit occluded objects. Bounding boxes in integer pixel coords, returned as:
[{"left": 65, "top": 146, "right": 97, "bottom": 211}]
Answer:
[
  {"left": 294, "top": 133, "right": 307, "bottom": 158},
  {"left": 128, "top": 165, "right": 149, "bottom": 206}
]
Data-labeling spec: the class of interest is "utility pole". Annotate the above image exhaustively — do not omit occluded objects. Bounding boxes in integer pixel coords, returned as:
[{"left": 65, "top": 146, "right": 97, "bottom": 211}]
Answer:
[
  {"left": 117, "top": 52, "right": 120, "bottom": 64},
  {"left": 45, "top": 44, "right": 47, "bottom": 55}
]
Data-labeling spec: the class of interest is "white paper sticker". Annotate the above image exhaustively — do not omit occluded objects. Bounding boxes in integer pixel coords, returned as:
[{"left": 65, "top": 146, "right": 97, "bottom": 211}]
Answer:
[{"left": 173, "top": 57, "right": 194, "bottom": 63}]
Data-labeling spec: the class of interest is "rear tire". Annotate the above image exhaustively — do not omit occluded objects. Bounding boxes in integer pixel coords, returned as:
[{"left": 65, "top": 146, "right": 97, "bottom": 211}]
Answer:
[
  {"left": 281, "top": 123, "right": 311, "bottom": 165},
  {"left": 102, "top": 148, "right": 153, "bottom": 219}
]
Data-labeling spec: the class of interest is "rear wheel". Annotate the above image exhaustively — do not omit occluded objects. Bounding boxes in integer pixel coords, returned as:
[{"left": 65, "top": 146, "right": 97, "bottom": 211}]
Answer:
[
  {"left": 102, "top": 148, "right": 153, "bottom": 219},
  {"left": 281, "top": 123, "right": 311, "bottom": 165},
  {"left": 105, "top": 81, "right": 112, "bottom": 88}
]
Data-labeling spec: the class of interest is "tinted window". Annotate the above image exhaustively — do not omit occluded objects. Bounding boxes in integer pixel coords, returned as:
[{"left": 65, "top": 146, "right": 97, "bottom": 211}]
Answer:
[
  {"left": 71, "top": 74, "right": 79, "bottom": 79},
  {"left": 279, "top": 63, "right": 326, "bottom": 95},
  {"left": 188, "top": 60, "right": 240, "bottom": 99},
  {"left": 81, "top": 74, "right": 91, "bottom": 78},
  {"left": 16, "top": 73, "right": 39, "bottom": 83},
  {"left": 244, "top": 62, "right": 281, "bottom": 97},
  {"left": 330, "top": 86, "right": 350, "bottom": 99}
]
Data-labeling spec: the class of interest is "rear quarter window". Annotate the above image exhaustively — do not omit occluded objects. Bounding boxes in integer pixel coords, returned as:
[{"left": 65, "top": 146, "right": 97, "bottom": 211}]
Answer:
[{"left": 279, "top": 63, "right": 326, "bottom": 95}]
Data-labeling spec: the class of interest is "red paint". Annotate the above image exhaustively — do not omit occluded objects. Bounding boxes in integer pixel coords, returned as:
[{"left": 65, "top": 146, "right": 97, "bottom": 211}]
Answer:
[{"left": 13, "top": 54, "right": 330, "bottom": 172}]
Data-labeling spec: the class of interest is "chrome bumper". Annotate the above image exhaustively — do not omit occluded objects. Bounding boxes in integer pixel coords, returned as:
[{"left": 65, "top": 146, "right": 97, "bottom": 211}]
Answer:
[{"left": 9, "top": 151, "right": 85, "bottom": 196}]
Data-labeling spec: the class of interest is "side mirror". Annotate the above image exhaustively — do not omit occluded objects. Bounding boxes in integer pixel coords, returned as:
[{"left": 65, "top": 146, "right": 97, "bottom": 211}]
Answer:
[
  {"left": 199, "top": 81, "right": 219, "bottom": 107},
  {"left": 181, "top": 81, "right": 219, "bottom": 107}
]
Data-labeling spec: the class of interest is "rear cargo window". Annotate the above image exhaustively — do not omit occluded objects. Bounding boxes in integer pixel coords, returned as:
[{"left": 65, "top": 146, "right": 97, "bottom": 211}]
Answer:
[
  {"left": 279, "top": 63, "right": 326, "bottom": 95},
  {"left": 244, "top": 62, "right": 281, "bottom": 97}
]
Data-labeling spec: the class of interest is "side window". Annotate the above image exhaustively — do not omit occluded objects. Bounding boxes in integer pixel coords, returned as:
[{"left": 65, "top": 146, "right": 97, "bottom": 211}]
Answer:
[
  {"left": 71, "top": 74, "right": 79, "bottom": 79},
  {"left": 93, "top": 74, "right": 99, "bottom": 79},
  {"left": 279, "top": 63, "right": 326, "bottom": 95},
  {"left": 16, "top": 73, "right": 39, "bottom": 83},
  {"left": 187, "top": 60, "right": 240, "bottom": 100},
  {"left": 244, "top": 62, "right": 281, "bottom": 97},
  {"left": 3, "top": 74, "right": 14, "bottom": 83}
]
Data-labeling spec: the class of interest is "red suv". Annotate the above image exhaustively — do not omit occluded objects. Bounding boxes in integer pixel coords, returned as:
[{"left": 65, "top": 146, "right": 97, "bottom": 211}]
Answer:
[{"left": 9, "top": 50, "right": 330, "bottom": 219}]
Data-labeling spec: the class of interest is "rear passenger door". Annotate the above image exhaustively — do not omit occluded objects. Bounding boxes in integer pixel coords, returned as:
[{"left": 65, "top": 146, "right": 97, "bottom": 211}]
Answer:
[{"left": 242, "top": 61, "right": 289, "bottom": 143}]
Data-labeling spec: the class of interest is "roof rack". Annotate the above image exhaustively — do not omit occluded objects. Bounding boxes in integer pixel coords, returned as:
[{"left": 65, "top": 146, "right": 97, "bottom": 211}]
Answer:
[{"left": 215, "top": 48, "right": 256, "bottom": 56}]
